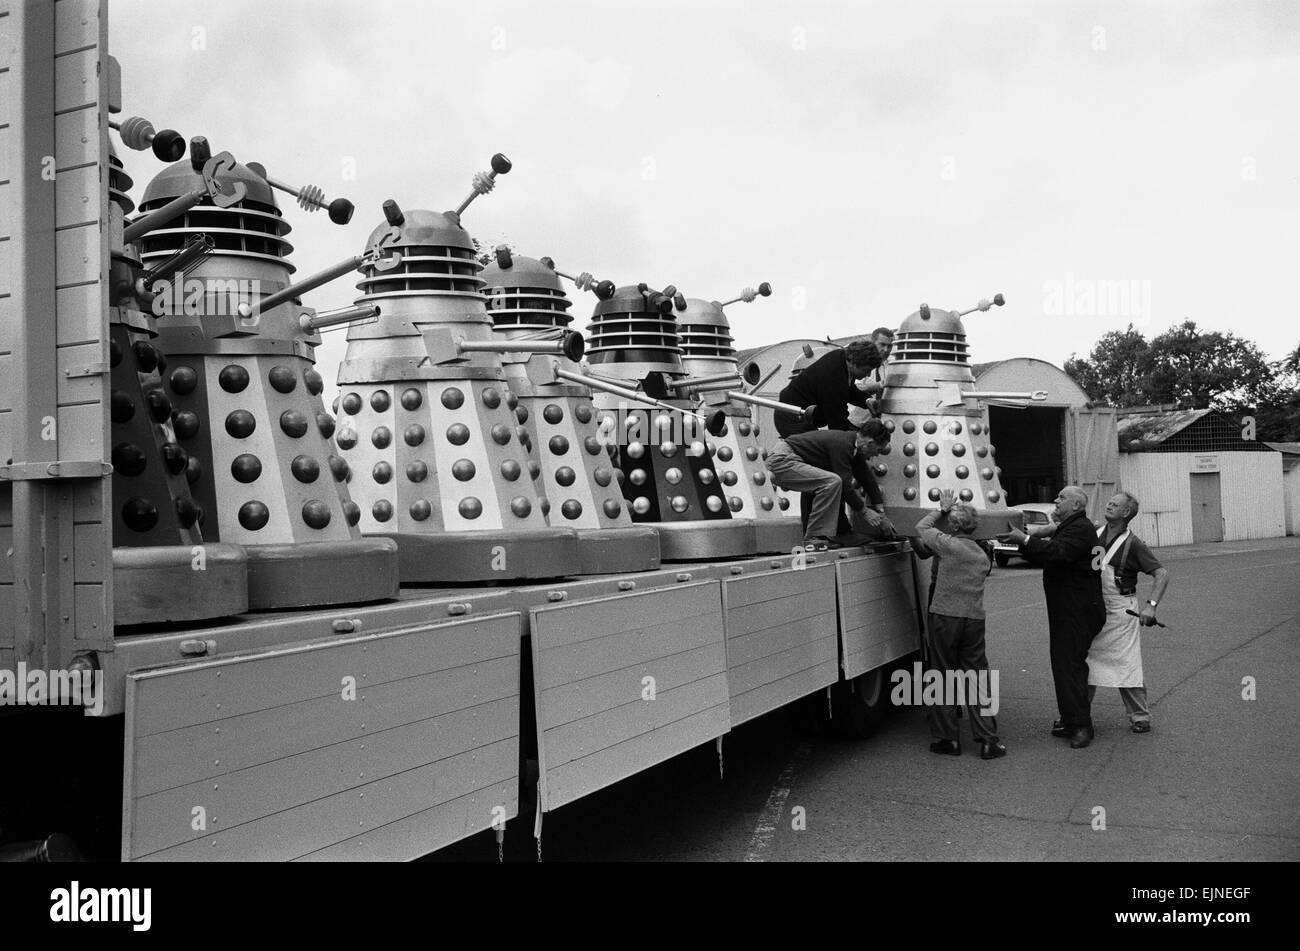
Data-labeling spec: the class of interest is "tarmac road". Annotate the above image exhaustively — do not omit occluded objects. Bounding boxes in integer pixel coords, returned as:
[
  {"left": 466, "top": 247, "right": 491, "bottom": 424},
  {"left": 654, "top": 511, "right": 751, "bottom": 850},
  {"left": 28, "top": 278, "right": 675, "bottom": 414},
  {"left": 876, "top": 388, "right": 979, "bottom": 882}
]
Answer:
[{"left": 432, "top": 536, "right": 1300, "bottom": 862}]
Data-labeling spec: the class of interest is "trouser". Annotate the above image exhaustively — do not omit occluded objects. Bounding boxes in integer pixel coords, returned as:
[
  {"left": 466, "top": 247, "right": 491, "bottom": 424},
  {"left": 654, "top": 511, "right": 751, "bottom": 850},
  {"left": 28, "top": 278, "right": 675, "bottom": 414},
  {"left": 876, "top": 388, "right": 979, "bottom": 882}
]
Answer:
[
  {"left": 799, "top": 491, "right": 853, "bottom": 538},
  {"left": 766, "top": 441, "right": 843, "bottom": 541},
  {"left": 1047, "top": 591, "right": 1106, "bottom": 729},
  {"left": 924, "top": 613, "right": 999, "bottom": 744},
  {"left": 1088, "top": 685, "right": 1151, "bottom": 723}
]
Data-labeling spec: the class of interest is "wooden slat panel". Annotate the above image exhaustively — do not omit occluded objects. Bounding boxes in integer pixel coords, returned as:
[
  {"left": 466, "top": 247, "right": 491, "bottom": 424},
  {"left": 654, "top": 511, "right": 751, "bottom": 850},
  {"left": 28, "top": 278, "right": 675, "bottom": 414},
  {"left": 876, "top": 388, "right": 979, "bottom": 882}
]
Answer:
[
  {"left": 838, "top": 555, "right": 921, "bottom": 679},
  {"left": 52, "top": 46, "right": 96, "bottom": 112},
  {"left": 722, "top": 566, "right": 839, "bottom": 726},
  {"left": 133, "top": 654, "right": 518, "bottom": 796},
  {"left": 540, "top": 642, "right": 722, "bottom": 728},
  {"left": 123, "top": 612, "right": 522, "bottom": 861},
  {"left": 732, "top": 664, "right": 837, "bottom": 726},
  {"left": 131, "top": 614, "right": 519, "bottom": 733},
  {"left": 293, "top": 778, "right": 518, "bottom": 862},
  {"left": 55, "top": 281, "right": 100, "bottom": 345},
  {"left": 536, "top": 612, "right": 720, "bottom": 688},
  {"left": 131, "top": 696, "right": 517, "bottom": 857},
  {"left": 545, "top": 705, "right": 729, "bottom": 810},
  {"left": 132, "top": 738, "right": 517, "bottom": 862},
  {"left": 532, "top": 582, "right": 730, "bottom": 812},
  {"left": 54, "top": 224, "right": 97, "bottom": 286},
  {"left": 53, "top": 0, "right": 100, "bottom": 53},
  {"left": 544, "top": 671, "right": 727, "bottom": 768}
]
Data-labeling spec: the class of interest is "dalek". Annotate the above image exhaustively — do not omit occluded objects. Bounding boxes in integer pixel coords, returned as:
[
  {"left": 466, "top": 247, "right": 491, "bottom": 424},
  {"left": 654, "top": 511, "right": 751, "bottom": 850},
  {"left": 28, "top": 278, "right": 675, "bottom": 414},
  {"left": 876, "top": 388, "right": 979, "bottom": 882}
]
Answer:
[
  {"left": 477, "top": 249, "right": 660, "bottom": 573},
  {"left": 876, "top": 295, "right": 1045, "bottom": 539},
  {"left": 674, "top": 287, "right": 805, "bottom": 553},
  {"left": 577, "top": 281, "right": 771, "bottom": 560},
  {"left": 104, "top": 120, "right": 249, "bottom": 626},
  {"left": 332, "top": 156, "right": 592, "bottom": 583},
  {"left": 130, "top": 138, "right": 399, "bottom": 609}
]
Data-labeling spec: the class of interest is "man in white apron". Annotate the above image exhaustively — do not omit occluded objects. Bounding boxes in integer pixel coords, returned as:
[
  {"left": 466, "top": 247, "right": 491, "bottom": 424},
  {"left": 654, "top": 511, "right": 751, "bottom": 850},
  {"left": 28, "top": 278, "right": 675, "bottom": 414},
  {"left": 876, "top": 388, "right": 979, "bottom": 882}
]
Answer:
[{"left": 1089, "top": 492, "right": 1171, "bottom": 733}]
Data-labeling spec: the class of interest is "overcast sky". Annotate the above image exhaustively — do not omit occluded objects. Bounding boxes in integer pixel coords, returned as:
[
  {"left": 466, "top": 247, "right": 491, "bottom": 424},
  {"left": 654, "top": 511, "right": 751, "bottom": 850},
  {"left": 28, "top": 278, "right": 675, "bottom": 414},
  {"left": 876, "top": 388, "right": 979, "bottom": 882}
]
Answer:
[{"left": 109, "top": 0, "right": 1299, "bottom": 386}]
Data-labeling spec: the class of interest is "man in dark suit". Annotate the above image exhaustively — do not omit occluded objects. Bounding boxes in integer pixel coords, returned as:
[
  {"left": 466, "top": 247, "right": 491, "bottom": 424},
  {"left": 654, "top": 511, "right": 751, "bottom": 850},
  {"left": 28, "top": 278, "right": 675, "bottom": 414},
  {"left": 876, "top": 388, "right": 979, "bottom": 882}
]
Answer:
[
  {"left": 998, "top": 486, "right": 1106, "bottom": 748},
  {"left": 773, "top": 339, "right": 881, "bottom": 438}
]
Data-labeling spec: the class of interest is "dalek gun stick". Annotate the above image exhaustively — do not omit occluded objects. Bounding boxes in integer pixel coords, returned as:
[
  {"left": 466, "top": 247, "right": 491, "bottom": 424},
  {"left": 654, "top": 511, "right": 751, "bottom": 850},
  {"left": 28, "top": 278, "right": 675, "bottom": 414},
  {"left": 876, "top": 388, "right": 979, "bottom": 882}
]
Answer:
[
  {"left": 553, "top": 368, "right": 710, "bottom": 422},
  {"left": 453, "top": 153, "right": 512, "bottom": 217},
  {"left": 458, "top": 331, "right": 586, "bottom": 362},
  {"left": 299, "top": 303, "right": 381, "bottom": 335},
  {"left": 245, "top": 162, "right": 356, "bottom": 225},
  {"left": 724, "top": 390, "right": 816, "bottom": 422},
  {"left": 238, "top": 253, "right": 370, "bottom": 319}
]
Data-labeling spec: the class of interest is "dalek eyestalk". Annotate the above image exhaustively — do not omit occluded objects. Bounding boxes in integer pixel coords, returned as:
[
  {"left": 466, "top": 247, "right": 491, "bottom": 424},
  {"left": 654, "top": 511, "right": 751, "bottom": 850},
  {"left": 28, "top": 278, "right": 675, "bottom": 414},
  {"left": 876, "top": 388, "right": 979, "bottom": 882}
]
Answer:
[
  {"left": 718, "top": 282, "right": 773, "bottom": 307},
  {"left": 122, "top": 188, "right": 205, "bottom": 244},
  {"left": 537, "top": 256, "right": 617, "bottom": 301},
  {"left": 553, "top": 368, "right": 706, "bottom": 421},
  {"left": 453, "top": 153, "right": 512, "bottom": 217},
  {"left": 111, "top": 115, "right": 187, "bottom": 162}
]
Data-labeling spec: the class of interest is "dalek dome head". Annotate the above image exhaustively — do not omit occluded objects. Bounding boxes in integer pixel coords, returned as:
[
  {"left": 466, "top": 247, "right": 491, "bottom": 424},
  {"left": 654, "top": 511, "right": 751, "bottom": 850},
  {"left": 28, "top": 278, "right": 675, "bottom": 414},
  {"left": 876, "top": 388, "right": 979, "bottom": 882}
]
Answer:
[
  {"left": 677, "top": 298, "right": 737, "bottom": 371},
  {"left": 364, "top": 203, "right": 475, "bottom": 255},
  {"left": 141, "top": 156, "right": 278, "bottom": 210},
  {"left": 356, "top": 203, "right": 483, "bottom": 305},
  {"left": 893, "top": 305, "right": 971, "bottom": 364},
  {"left": 586, "top": 284, "right": 684, "bottom": 372},
  {"left": 479, "top": 249, "right": 572, "bottom": 331},
  {"left": 138, "top": 155, "right": 293, "bottom": 274}
]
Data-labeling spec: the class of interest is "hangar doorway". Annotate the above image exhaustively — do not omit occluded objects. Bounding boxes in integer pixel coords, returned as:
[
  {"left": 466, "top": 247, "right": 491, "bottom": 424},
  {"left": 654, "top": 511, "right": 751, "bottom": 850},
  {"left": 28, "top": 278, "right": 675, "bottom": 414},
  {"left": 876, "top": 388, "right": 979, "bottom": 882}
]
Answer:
[{"left": 988, "top": 405, "right": 1066, "bottom": 506}]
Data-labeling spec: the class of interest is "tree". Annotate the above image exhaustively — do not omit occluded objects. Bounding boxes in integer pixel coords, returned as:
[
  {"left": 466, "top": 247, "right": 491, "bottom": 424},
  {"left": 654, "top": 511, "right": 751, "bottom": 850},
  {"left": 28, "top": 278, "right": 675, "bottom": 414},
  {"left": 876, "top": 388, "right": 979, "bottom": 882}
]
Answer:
[
  {"left": 1064, "top": 325, "right": 1152, "bottom": 406},
  {"left": 1143, "top": 320, "right": 1276, "bottom": 410}
]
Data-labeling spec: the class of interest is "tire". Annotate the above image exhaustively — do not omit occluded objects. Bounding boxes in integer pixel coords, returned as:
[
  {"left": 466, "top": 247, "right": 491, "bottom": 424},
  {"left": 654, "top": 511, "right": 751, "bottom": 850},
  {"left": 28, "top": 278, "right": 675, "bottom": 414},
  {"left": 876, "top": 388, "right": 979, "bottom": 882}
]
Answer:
[
  {"left": 995, "top": 553, "right": 1010, "bottom": 568},
  {"left": 786, "top": 689, "right": 833, "bottom": 736},
  {"left": 831, "top": 666, "right": 889, "bottom": 740}
]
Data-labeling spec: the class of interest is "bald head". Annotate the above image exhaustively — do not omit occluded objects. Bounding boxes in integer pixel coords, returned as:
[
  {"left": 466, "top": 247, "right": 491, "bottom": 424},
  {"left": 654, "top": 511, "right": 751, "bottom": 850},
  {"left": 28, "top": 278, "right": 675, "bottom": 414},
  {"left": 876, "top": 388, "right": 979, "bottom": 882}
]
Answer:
[{"left": 1053, "top": 486, "right": 1089, "bottom": 521}]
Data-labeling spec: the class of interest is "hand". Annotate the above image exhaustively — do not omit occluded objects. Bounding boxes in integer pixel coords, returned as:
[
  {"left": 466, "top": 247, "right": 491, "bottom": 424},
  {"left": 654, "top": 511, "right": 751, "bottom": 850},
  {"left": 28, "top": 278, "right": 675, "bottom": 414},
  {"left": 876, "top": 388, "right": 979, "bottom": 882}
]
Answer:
[
  {"left": 1138, "top": 605, "right": 1158, "bottom": 627},
  {"left": 938, "top": 488, "right": 957, "bottom": 512},
  {"left": 996, "top": 519, "right": 1028, "bottom": 546}
]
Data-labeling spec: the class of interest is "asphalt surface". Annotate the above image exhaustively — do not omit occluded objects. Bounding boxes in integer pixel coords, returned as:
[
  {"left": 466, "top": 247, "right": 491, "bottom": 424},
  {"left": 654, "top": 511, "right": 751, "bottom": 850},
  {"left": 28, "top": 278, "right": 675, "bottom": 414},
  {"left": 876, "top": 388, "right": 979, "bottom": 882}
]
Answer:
[{"left": 433, "top": 536, "right": 1300, "bottom": 862}]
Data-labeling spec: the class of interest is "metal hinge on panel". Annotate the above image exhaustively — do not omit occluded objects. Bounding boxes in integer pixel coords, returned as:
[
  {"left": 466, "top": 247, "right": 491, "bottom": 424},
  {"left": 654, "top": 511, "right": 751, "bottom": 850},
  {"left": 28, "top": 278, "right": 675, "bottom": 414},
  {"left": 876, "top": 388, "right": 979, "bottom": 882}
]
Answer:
[
  {"left": 65, "top": 362, "right": 108, "bottom": 379},
  {"left": 0, "top": 462, "right": 112, "bottom": 480}
]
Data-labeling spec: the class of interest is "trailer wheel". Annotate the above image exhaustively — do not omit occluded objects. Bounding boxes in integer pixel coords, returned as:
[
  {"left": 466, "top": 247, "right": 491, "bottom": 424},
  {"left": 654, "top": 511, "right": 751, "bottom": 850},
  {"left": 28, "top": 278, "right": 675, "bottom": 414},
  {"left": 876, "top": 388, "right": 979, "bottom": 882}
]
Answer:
[{"left": 833, "top": 667, "right": 889, "bottom": 739}]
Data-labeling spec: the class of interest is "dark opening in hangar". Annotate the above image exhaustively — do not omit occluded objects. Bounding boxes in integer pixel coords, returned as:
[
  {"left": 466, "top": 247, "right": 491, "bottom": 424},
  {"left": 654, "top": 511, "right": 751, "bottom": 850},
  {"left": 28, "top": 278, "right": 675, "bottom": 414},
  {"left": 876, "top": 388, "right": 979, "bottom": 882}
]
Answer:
[{"left": 988, "top": 405, "right": 1066, "bottom": 506}]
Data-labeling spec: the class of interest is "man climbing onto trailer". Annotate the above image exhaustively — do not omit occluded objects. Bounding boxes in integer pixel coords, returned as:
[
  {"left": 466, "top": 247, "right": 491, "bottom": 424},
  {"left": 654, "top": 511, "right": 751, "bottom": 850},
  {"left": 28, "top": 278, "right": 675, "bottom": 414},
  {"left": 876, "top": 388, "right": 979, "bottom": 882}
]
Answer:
[{"left": 766, "top": 419, "right": 895, "bottom": 550}]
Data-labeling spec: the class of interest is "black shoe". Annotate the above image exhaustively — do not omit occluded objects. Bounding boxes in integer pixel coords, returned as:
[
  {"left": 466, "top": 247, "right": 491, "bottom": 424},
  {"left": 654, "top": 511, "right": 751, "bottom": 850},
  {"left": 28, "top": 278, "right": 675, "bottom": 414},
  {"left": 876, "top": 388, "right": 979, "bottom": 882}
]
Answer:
[
  {"left": 1069, "top": 726, "right": 1095, "bottom": 749},
  {"left": 979, "top": 740, "right": 1007, "bottom": 760},
  {"left": 929, "top": 739, "right": 961, "bottom": 756},
  {"left": 1051, "top": 719, "right": 1071, "bottom": 738},
  {"left": 1131, "top": 721, "right": 1151, "bottom": 734}
]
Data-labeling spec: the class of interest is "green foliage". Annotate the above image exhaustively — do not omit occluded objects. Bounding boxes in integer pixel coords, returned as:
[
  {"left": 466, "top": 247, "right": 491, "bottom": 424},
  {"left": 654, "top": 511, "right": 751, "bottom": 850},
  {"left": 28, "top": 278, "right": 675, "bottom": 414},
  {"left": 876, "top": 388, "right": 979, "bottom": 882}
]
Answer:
[{"left": 1065, "top": 324, "right": 1300, "bottom": 441}]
